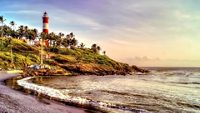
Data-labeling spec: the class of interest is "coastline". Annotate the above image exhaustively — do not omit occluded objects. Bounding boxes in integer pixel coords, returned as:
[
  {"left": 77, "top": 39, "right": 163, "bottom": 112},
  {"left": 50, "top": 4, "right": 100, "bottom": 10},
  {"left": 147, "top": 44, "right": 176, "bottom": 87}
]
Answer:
[{"left": 0, "top": 71, "right": 88, "bottom": 113}]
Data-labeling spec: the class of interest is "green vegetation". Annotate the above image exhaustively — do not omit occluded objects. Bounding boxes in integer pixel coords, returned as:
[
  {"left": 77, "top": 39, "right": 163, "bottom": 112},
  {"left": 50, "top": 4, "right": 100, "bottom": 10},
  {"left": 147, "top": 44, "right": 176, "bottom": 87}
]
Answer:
[
  {"left": 0, "top": 37, "right": 135, "bottom": 74},
  {"left": 0, "top": 38, "right": 39, "bottom": 69}
]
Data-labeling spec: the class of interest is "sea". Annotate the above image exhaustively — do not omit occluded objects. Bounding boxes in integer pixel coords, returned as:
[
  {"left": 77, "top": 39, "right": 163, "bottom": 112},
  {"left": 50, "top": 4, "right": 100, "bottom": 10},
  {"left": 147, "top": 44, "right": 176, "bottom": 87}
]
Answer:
[{"left": 30, "top": 67, "right": 200, "bottom": 113}]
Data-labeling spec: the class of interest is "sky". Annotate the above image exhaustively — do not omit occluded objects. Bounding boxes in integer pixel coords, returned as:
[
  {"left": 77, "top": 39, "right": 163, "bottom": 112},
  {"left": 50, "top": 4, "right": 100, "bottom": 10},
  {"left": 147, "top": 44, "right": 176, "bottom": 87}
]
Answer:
[{"left": 1, "top": 0, "right": 200, "bottom": 67}]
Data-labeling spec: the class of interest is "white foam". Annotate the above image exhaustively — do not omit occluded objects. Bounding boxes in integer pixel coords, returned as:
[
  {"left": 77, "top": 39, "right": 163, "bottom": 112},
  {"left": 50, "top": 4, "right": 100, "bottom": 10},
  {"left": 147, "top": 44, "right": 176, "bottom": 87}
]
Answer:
[
  {"left": 17, "top": 77, "right": 148, "bottom": 113},
  {"left": 17, "top": 77, "right": 109, "bottom": 108}
]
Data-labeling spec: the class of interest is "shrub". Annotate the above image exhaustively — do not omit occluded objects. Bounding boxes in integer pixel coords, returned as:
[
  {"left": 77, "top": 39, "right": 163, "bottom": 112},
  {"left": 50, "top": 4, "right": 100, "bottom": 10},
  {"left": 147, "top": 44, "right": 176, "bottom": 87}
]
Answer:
[{"left": 52, "top": 55, "right": 77, "bottom": 64}]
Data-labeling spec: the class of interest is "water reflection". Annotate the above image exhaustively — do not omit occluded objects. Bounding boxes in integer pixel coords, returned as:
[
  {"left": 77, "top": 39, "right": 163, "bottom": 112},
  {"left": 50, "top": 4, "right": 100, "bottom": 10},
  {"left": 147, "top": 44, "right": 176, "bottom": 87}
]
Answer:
[
  {"left": 6, "top": 68, "right": 200, "bottom": 113},
  {"left": 30, "top": 70, "right": 200, "bottom": 113}
]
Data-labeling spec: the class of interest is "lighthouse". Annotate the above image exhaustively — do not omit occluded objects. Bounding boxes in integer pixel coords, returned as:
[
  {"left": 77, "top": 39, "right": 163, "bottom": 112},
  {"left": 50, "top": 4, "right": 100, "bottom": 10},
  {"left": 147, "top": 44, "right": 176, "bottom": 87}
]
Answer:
[{"left": 42, "top": 12, "right": 49, "bottom": 34}]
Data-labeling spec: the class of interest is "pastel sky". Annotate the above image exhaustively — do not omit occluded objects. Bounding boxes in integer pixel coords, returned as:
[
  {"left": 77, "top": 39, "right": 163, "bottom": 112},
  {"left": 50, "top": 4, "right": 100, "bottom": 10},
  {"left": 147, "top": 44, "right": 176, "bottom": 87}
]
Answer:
[{"left": 1, "top": 0, "right": 200, "bottom": 67}]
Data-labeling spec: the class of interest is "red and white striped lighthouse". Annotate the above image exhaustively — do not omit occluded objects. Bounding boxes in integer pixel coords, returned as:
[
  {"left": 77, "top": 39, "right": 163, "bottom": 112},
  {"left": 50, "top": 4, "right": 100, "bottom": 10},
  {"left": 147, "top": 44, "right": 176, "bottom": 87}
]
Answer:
[{"left": 42, "top": 12, "right": 49, "bottom": 34}]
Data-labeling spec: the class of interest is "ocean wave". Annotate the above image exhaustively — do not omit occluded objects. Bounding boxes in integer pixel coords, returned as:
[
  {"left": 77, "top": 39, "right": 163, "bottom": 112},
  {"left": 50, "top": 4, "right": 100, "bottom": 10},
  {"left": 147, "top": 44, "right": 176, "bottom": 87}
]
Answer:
[{"left": 17, "top": 77, "right": 150, "bottom": 113}]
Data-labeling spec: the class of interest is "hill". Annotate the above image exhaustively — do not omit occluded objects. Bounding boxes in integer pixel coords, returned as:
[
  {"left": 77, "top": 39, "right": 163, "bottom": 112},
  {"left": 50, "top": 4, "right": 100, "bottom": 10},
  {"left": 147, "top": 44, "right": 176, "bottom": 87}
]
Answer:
[{"left": 0, "top": 37, "right": 148, "bottom": 75}]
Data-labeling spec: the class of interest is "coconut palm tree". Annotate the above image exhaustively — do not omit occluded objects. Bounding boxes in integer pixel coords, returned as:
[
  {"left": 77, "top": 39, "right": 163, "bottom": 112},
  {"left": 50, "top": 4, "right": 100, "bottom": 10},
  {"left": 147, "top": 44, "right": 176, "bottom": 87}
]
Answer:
[
  {"left": 17, "top": 25, "right": 24, "bottom": 39},
  {"left": 56, "top": 37, "right": 62, "bottom": 48},
  {"left": 2, "top": 25, "right": 12, "bottom": 37},
  {"left": 70, "top": 38, "right": 78, "bottom": 49},
  {"left": 10, "top": 21, "right": 15, "bottom": 30},
  {"left": 48, "top": 32, "right": 56, "bottom": 46},
  {"left": 103, "top": 51, "right": 106, "bottom": 55},
  {"left": 91, "top": 44, "right": 97, "bottom": 48},
  {"left": 66, "top": 34, "right": 70, "bottom": 39},
  {"left": 69, "top": 32, "right": 74, "bottom": 38},
  {"left": 91, "top": 44, "right": 101, "bottom": 53},
  {"left": 61, "top": 38, "right": 69, "bottom": 48},
  {"left": 58, "top": 32, "right": 64, "bottom": 38},
  {"left": 24, "top": 26, "right": 28, "bottom": 38},
  {"left": 0, "top": 16, "right": 6, "bottom": 37},
  {"left": 27, "top": 29, "right": 37, "bottom": 41},
  {"left": 71, "top": 38, "right": 78, "bottom": 46},
  {"left": 32, "top": 28, "right": 38, "bottom": 40},
  {"left": 10, "top": 21, "right": 17, "bottom": 38},
  {"left": 80, "top": 43, "right": 85, "bottom": 49},
  {"left": 97, "top": 46, "right": 101, "bottom": 53},
  {"left": 40, "top": 32, "right": 48, "bottom": 40}
]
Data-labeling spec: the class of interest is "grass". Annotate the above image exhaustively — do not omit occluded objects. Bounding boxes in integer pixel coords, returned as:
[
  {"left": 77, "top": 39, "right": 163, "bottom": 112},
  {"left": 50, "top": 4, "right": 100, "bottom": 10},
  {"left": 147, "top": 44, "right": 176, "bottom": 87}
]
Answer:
[{"left": 0, "top": 37, "right": 134, "bottom": 74}]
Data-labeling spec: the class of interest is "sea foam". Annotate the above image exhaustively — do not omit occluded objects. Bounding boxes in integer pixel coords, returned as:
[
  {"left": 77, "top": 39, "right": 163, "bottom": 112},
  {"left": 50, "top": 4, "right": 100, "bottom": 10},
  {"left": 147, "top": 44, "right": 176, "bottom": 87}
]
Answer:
[{"left": 17, "top": 77, "right": 148, "bottom": 113}]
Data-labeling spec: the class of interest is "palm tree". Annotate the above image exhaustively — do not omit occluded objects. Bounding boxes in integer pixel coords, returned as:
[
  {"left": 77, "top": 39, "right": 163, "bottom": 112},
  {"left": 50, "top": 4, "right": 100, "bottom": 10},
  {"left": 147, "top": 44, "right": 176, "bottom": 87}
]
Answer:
[
  {"left": 71, "top": 38, "right": 78, "bottom": 46},
  {"left": 27, "top": 29, "right": 37, "bottom": 42},
  {"left": 70, "top": 38, "right": 78, "bottom": 49},
  {"left": 32, "top": 28, "right": 38, "bottom": 40},
  {"left": 91, "top": 44, "right": 97, "bottom": 48},
  {"left": 10, "top": 21, "right": 15, "bottom": 30},
  {"left": 103, "top": 51, "right": 106, "bottom": 55},
  {"left": 91, "top": 44, "right": 101, "bottom": 53},
  {"left": 66, "top": 34, "right": 70, "bottom": 39},
  {"left": 10, "top": 21, "right": 17, "bottom": 38},
  {"left": 58, "top": 32, "right": 64, "bottom": 38},
  {"left": 48, "top": 32, "right": 56, "bottom": 46},
  {"left": 69, "top": 32, "right": 74, "bottom": 38},
  {"left": 2, "top": 25, "right": 12, "bottom": 37},
  {"left": 0, "top": 16, "right": 6, "bottom": 37},
  {"left": 97, "top": 46, "right": 101, "bottom": 53},
  {"left": 40, "top": 32, "right": 48, "bottom": 40},
  {"left": 17, "top": 25, "right": 24, "bottom": 39},
  {"left": 61, "top": 38, "right": 69, "bottom": 48},
  {"left": 56, "top": 37, "right": 62, "bottom": 48},
  {"left": 24, "top": 26, "right": 28, "bottom": 39},
  {"left": 80, "top": 43, "right": 85, "bottom": 48}
]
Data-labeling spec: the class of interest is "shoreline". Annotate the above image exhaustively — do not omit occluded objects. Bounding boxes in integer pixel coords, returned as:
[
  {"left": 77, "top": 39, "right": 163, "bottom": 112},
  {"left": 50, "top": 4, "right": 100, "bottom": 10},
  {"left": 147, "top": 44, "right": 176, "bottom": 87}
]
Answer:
[
  {"left": 0, "top": 71, "right": 88, "bottom": 113},
  {"left": 10, "top": 74, "right": 148, "bottom": 113}
]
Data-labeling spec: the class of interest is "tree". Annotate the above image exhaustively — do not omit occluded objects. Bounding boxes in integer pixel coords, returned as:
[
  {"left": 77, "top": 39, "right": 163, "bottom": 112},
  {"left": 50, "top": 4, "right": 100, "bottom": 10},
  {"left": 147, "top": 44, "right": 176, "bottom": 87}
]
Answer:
[
  {"left": 27, "top": 29, "right": 37, "bottom": 41},
  {"left": 103, "top": 51, "right": 106, "bottom": 55},
  {"left": 97, "top": 46, "right": 101, "bottom": 53},
  {"left": 10, "top": 21, "right": 17, "bottom": 38},
  {"left": 32, "top": 28, "right": 38, "bottom": 40},
  {"left": 70, "top": 38, "right": 77, "bottom": 49},
  {"left": 66, "top": 34, "right": 70, "bottom": 39},
  {"left": 2, "top": 25, "right": 12, "bottom": 37},
  {"left": 40, "top": 32, "right": 48, "bottom": 40},
  {"left": 91, "top": 44, "right": 101, "bottom": 53},
  {"left": 69, "top": 32, "right": 74, "bottom": 38},
  {"left": 17, "top": 25, "right": 24, "bottom": 39},
  {"left": 80, "top": 43, "right": 85, "bottom": 49},
  {"left": 0, "top": 16, "right": 6, "bottom": 37},
  {"left": 91, "top": 44, "right": 97, "bottom": 53},
  {"left": 10, "top": 21, "right": 15, "bottom": 30},
  {"left": 56, "top": 37, "right": 62, "bottom": 48},
  {"left": 48, "top": 32, "right": 56, "bottom": 46},
  {"left": 24, "top": 26, "right": 28, "bottom": 38},
  {"left": 61, "top": 38, "right": 69, "bottom": 48},
  {"left": 71, "top": 38, "right": 78, "bottom": 46},
  {"left": 58, "top": 32, "right": 64, "bottom": 38},
  {"left": 62, "top": 32, "right": 78, "bottom": 49}
]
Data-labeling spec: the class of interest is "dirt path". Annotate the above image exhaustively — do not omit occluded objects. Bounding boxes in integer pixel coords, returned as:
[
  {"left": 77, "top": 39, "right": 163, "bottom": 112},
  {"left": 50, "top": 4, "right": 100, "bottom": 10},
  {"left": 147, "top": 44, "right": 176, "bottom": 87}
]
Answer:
[{"left": 0, "top": 71, "right": 86, "bottom": 113}]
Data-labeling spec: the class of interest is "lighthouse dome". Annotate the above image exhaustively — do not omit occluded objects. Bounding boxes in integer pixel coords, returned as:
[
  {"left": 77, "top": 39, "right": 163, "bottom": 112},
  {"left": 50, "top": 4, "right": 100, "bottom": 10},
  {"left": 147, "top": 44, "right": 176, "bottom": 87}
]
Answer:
[{"left": 43, "top": 12, "right": 48, "bottom": 17}]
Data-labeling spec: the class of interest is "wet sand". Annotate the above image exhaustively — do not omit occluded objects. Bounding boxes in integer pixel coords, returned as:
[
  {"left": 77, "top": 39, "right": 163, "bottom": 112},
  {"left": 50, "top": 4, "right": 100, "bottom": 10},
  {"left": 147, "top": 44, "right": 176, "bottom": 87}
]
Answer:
[{"left": 0, "top": 71, "right": 86, "bottom": 113}]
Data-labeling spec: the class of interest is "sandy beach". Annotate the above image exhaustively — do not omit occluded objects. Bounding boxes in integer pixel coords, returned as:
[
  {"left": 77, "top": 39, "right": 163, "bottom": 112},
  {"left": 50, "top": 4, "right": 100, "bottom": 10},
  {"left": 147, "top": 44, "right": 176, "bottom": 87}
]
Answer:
[{"left": 0, "top": 71, "right": 86, "bottom": 113}]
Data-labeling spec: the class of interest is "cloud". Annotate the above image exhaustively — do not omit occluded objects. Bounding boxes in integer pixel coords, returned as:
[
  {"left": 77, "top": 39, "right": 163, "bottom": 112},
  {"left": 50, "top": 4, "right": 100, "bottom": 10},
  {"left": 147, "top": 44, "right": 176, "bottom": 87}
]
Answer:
[
  {"left": 1, "top": 0, "right": 200, "bottom": 66},
  {"left": 110, "top": 39, "right": 132, "bottom": 45},
  {"left": 121, "top": 57, "right": 200, "bottom": 67}
]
